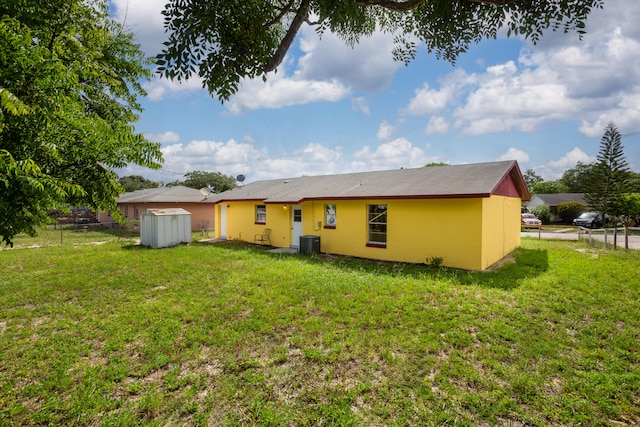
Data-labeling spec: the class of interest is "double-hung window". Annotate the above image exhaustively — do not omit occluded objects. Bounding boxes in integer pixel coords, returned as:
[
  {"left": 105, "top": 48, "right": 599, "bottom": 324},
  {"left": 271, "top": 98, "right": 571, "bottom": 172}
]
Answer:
[
  {"left": 367, "top": 204, "right": 387, "bottom": 247},
  {"left": 255, "top": 204, "right": 266, "bottom": 224},
  {"left": 325, "top": 204, "right": 336, "bottom": 228}
]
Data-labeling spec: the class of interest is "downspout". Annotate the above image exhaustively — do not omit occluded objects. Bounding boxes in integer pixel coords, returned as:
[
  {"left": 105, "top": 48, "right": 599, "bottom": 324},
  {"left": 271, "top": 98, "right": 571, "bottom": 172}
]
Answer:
[{"left": 312, "top": 201, "right": 322, "bottom": 231}]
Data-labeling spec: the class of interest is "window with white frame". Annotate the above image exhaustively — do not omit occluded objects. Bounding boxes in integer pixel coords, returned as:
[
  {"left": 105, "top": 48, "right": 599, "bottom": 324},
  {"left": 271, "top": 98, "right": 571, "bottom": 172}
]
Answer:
[
  {"left": 367, "top": 204, "right": 387, "bottom": 246},
  {"left": 256, "top": 204, "right": 266, "bottom": 224},
  {"left": 325, "top": 204, "right": 336, "bottom": 227}
]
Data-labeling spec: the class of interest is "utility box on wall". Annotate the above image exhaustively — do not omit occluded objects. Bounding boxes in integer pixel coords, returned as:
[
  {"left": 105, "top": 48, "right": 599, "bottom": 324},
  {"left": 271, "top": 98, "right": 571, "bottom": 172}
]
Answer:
[{"left": 140, "top": 208, "right": 192, "bottom": 249}]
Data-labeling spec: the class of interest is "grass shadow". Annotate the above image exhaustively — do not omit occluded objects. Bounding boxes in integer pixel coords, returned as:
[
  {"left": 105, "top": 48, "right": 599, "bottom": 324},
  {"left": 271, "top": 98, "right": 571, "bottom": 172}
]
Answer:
[
  {"left": 460, "top": 248, "right": 549, "bottom": 290},
  {"left": 201, "top": 240, "right": 549, "bottom": 291}
]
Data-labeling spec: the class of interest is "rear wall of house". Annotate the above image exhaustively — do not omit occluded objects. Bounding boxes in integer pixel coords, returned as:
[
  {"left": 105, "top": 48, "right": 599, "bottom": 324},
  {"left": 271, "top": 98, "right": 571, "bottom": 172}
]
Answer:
[
  {"left": 219, "top": 202, "right": 291, "bottom": 244},
  {"left": 301, "top": 198, "right": 484, "bottom": 270},
  {"left": 218, "top": 196, "right": 521, "bottom": 270},
  {"left": 480, "top": 195, "right": 522, "bottom": 270}
]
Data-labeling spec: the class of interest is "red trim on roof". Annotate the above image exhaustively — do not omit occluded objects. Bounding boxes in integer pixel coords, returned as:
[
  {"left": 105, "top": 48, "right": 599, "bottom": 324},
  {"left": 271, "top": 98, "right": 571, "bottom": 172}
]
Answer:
[
  {"left": 490, "top": 162, "right": 531, "bottom": 201},
  {"left": 211, "top": 193, "right": 499, "bottom": 205}
]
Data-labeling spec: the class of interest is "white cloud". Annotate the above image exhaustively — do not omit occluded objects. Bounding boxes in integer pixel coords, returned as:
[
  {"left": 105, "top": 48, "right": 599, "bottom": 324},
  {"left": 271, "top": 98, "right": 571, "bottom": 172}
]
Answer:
[
  {"left": 142, "top": 75, "right": 205, "bottom": 102},
  {"left": 425, "top": 116, "right": 449, "bottom": 135},
  {"left": 223, "top": 24, "right": 404, "bottom": 113},
  {"left": 351, "top": 138, "right": 431, "bottom": 171},
  {"left": 454, "top": 61, "right": 574, "bottom": 135},
  {"left": 297, "top": 26, "right": 401, "bottom": 92},
  {"left": 157, "top": 139, "right": 266, "bottom": 180},
  {"left": 376, "top": 121, "right": 395, "bottom": 141},
  {"left": 144, "top": 131, "right": 181, "bottom": 144},
  {"left": 579, "top": 93, "right": 640, "bottom": 138},
  {"left": 404, "top": 83, "right": 453, "bottom": 115},
  {"left": 417, "top": 3, "right": 640, "bottom": 138},
  {"left": 260, "top": 143, "right": 344, "bottom": 179},
  {"left": 497, "top": 148, "right": 530, "bottom": 164},
  {"left": 542, "top": 147, "right": 596, "bottom": 180},
  {"left": 226, "top": 75, "right": 350, "bottom": 114},
  {"left": 352, "top": 97, "right": 371, "bottom": 115},
  {"left": 122, "top": 139, "right": 347, "bottom": 183},
  {"left": 110, "top": 0, "right": 167, "bottom": 56}
]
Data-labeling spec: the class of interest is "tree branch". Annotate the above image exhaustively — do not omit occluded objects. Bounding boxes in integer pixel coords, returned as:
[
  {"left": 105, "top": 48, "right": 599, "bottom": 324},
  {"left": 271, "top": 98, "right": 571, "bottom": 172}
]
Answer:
[
  {"left": 266, "top": 0, "right": 297, "bottom": 27},
  {"left": 264, "top": 0, "right": 310, "bottom": 73},
  {"left": 353, "top": 0, "right": 516, "bottom": 11}
]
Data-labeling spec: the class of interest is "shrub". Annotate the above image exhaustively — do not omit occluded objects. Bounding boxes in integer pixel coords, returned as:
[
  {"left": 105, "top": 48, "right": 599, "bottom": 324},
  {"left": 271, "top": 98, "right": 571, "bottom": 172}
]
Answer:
[
  {"left": 557, "top": 202, "right": 587, "bottom": 223},
  {"left": 425, "top": 256, "right": 444, "bottom": 268},
  {"left": 529, "top": 205, "right": 550, "bottom": 224}
]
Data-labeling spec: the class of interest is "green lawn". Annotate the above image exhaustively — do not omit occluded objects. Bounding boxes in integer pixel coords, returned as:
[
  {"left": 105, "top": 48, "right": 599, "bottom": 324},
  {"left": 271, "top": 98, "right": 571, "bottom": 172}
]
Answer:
[{"left": 1, "top": 238, "right": 638, "bottom": 426}]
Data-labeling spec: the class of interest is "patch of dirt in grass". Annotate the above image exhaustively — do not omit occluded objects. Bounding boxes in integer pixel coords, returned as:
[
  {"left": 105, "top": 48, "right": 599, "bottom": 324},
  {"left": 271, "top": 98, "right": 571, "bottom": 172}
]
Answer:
[
  {"left": 574, "top": 248, "right": 600, "bottom": 258},
  {"left": 495, "top": 416, "right": 528, "bottom": 426},
  {"left": 485, "top": 253, "right": 515, "bottom": 271},
  {"left": 70, "top": 341, "right": 109, "bottom": 374},
  {"left": 30, "top": 316, "right": 48, "bottom": 328},
  {"left": 202, "top": 359, "right": 223, "bottom": 377},
  {"left": 543, "top": 376, "right": 565, "bottom": 395}
]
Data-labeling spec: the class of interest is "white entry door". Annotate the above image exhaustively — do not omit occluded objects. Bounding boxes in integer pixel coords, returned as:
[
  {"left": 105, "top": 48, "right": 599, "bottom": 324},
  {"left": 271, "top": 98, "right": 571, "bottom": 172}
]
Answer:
[
  {"left": 291, "top": 206, "right": 302, "bottom": 248},
  {"left": 219, "top": 204, "right": 227, "bottom": 238}
]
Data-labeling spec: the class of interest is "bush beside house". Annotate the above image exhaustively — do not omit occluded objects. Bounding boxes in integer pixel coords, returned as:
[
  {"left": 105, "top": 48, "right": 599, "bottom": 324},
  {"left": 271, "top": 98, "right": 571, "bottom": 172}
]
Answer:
[
  {"left": 530, "top": 205, "right": 550, "bottom": 224},
  {"left": 557, "top": 202, "right": 587, "bottom": 223}
]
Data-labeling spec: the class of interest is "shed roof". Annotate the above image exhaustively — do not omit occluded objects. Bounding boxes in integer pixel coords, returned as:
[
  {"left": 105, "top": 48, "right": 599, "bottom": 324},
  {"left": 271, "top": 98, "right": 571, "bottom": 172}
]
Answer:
[
  {"left": 144, "top": 208, "right": 191, "bottom": 216},
  {"left": 207, "top": 161, "right": 529, "bottom": 204},
  {"left": 118, "top": 186, "right": 204, "bottom": 203}
]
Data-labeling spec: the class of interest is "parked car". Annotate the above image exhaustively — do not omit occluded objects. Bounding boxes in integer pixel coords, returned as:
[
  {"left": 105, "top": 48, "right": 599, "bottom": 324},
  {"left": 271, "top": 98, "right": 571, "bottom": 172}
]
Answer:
[
  {"left": 521, "top": 213, "right": 542, "bottom": 226},
  {"left": 572, "top": 212, "right": 602, "bottom": 228}
]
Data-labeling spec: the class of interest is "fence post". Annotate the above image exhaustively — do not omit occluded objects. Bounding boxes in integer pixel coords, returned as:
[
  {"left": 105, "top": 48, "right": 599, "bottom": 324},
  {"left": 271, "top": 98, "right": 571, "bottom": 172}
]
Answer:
[
  {"left": 625, "top": 225, "right": 629, "bottom": 249},
  {"left": 613, "top": 226, "right": 617, "bottom": 250}
]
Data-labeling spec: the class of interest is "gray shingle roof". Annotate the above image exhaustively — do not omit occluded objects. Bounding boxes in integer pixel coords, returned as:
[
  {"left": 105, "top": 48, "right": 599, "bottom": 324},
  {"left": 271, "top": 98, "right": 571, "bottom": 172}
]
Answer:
[
  {"left": 527, "top": 193, "right": 586, "bottom": 207},
  {"left": 206, "top": 161, "right": 528, "bottom": 204},
  {"left": 117, "top": 186, "right": 205, "bottom": 203}
]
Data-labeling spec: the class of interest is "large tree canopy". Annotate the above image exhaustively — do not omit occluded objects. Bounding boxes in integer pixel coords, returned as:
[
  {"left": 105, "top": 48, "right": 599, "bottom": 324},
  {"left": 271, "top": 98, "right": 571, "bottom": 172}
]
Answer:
[
  {"left": 176, "top": 171, "right": 237, "bottom": 193},
  {"left": 157, "top": 0, "right": 604, "bottom": 101},
  {"left": 119, "top": 175, "right": 161, "bottom": 192},
  {"left": 0, "top": 0, "right": 163, "bottom": 246}
]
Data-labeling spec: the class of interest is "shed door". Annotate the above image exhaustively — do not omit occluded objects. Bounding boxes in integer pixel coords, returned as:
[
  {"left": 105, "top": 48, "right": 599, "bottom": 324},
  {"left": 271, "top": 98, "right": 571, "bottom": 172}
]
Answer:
[
  {"left": 291, "top": 206, "right": 302, "bottom": 248},
  {"left": 219, "top": 204, "right": 227, "bottom": 238}
]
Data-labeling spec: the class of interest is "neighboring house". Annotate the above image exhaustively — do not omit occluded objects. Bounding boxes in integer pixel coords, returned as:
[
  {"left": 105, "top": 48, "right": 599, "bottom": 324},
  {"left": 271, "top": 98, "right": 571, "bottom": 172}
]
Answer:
[
  {"left": 206, "top": 161, "right": 530, "bottom": 271},
  {"left": 526, "top": 193, "right": 586, "bottom": 222},
  {"left": 117, "top": 186, "right": 214, "bottom": 232}
]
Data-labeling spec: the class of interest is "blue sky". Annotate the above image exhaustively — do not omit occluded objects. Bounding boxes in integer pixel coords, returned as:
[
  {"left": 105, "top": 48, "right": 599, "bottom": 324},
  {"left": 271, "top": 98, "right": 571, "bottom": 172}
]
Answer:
[{"left": 111, "top": 0, "right": 640, "bottom": 185}]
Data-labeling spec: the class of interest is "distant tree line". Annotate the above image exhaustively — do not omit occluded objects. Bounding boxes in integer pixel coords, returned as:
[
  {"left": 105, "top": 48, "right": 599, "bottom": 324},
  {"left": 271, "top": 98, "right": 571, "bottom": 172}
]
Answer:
[
  {"left": 118, "top": 171, "right": 237, "bottom": 193},
  {"left": 525, "top": 122, "right": 640, "bottom": 225},
  {"left": 524, "top": 163, "right": 640, "bottom": 195}
]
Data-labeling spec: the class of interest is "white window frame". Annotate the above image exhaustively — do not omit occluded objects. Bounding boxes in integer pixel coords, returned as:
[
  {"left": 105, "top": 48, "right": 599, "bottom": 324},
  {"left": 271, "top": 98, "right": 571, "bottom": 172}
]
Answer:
[
  {"left": 367, "top": 204, "right": 387, "bottom": 246},
  {"left": 256, "top": 204, "right": 266, "bottom": 224}
]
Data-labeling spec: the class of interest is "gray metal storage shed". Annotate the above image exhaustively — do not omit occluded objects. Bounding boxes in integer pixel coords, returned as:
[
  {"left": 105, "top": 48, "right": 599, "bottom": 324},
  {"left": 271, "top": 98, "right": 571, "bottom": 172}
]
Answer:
[{"left": 140, "top": 208, "right": 192, "bottom": 248}]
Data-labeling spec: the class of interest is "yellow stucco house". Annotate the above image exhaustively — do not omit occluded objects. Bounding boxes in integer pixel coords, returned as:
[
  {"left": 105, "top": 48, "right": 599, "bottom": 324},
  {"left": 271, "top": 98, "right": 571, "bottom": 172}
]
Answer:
[{"left": 206, "top": 161, "right": 530, "bottom": 270}]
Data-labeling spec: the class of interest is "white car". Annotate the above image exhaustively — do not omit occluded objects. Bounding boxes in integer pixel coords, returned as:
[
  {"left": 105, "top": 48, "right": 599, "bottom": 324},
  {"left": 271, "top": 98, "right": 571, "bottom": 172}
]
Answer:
[{"left": 521, "top": 213, "right": 542, "bottom": 226}]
